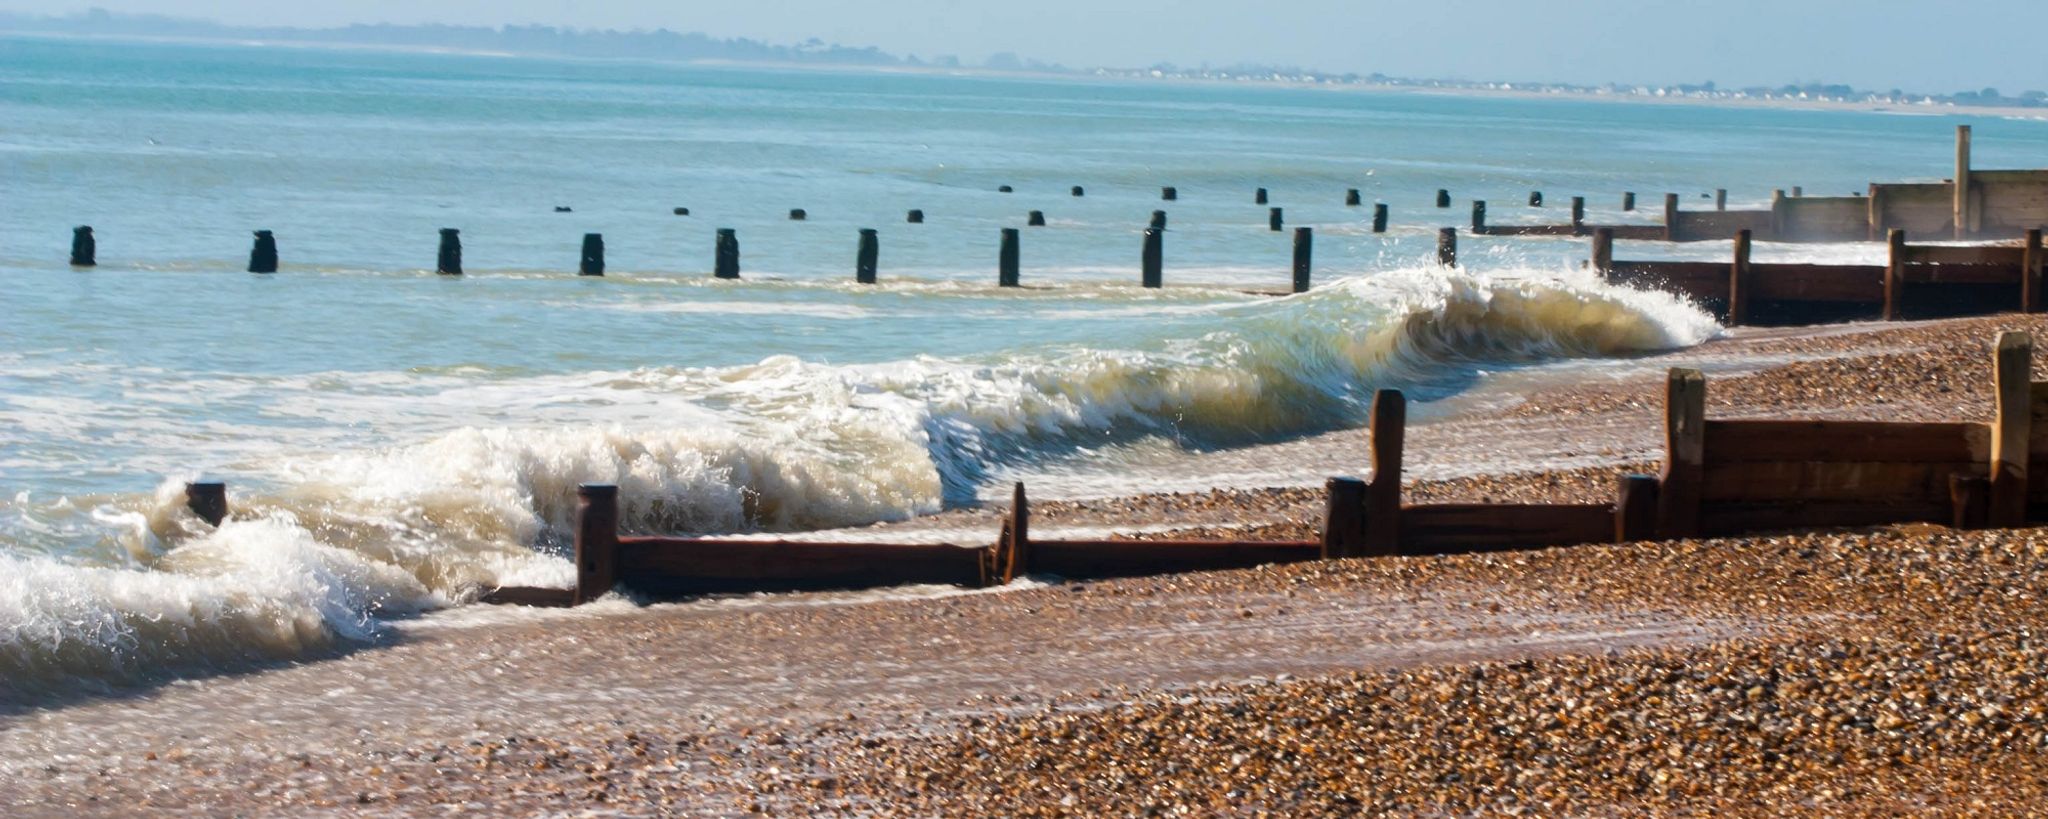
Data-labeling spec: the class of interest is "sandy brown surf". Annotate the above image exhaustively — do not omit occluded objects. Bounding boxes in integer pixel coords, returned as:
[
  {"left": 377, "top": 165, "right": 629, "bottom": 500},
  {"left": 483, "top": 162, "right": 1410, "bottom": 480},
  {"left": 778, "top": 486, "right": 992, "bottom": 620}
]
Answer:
[{"left": 5, "top": 313, "right": 2048, "bottom": 816}]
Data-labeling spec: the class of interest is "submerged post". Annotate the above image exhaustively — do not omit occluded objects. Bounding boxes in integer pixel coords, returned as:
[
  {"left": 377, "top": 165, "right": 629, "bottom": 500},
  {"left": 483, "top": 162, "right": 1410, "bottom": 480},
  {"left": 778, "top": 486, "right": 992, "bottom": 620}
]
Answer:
[
  {"left": 1715, "top": 189, "right": 1728, "bottom": 211},
  {"left": 856, "top": 228, "right": 879, "bottom": 284},
  {"left": 1141, "top": 227, "right": 1163, "bottom": 288},
  {"left": 183, "top": 481, "right": 228, "bottom": 527},
  {"left": 1268, "top": 207, "right": 1283, "bottom": 232},
  {"left": 1528, "top": 190, "right": 1543, "bottom": 207},
  {"left": 1346, "top": 188, "right": 1362, "bottom": 206},
  {"left": 999, "top": 228, "right": 1020, "bottom": 287},
  {"left": 248, "top": 230, "right": 278, "bottom": 274},
  {"left": 1028, "top": 210, "right": 1047, "bottom": 227},
  {"left": 572, "top": 484, "right": 620, "bottom": 606},
  {"left": 907, "top": 209, "right": 925, "bottom": 224},
  {"left": 1292, "top": 227, "right": 1313, "bottom": 294},
  {"left": 1150, "top": 210, "right": 1168, "bottom": 230},
  {"left": 1371, "top": 203, "right": 1389, "bottom": 233},
  {"left": 1884, "top": 229, "right": 1906, "bottom": 320},
  {"left": 1658, "top": 368, "right": 1706, "bottom": 539},
  {"left": 1256, "top": 187, "right": 1269, "bottom": 205},
  {"left": 2025, "top": 229, "right": 2043, "bottom": 313},
  {"left": 1591, "top": 227, "right": 1615, "bottom": 275},
  {"left": 789, "top": 209, "right": 807, "bottom": 221},
  {"left": 1570, "top": 196, "right": 1586, "bottom": 231},
  {"left": 70, "top": 226, "right": 96, "bottom": 267},
  {"left": 1956, "top": 124, "right": 1974, "bottom": 239},
  {"left": 1321, "top": 477, "right": 1366, "bottom": 559},
  {"left": 1663, "top": 194, "right": 1680, "bottom": 242},
  {"left": 1623, "top": 191, "right": 1636, "bottom": 211},
  {"left": 1437, "top": 228, "right": 1457, "bottom": 267},
  {"left": 1435, "top": 189, "right": 1451, "bottom": 208},
  {"left": 1362, "top": 390, "right": 1406, "bottom": 556},
  {"left": 1728, "top": 229, "right": 1753, "bottom": 326},
  {"left": 1162, "top": 186, "right": 1178, "bottom": 201},
  {"left": 437, "top": 228, "right": 462, "bottom": 275},
  {"left": 1990, "top": 331, "right": 2033, "bottom": 527},
  {"left": 1470, "top": 200, "right": 1487, "bottom": 234},
  {"left": 579, "top": 233, "right": 604, "bottom": 276},
  {"left": 1071, "top": 185, "right": 1085, "bottom": 197},
  {"left": 716, "top": 228, "right": 740, "bottom": 279}
]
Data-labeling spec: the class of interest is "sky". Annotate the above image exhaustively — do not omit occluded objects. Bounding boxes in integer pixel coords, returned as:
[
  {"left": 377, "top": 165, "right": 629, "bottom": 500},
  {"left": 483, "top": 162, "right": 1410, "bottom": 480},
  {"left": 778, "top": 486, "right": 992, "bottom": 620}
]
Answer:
[{"left": 3, "top": 0, "right": 2044, "bottom": 93}]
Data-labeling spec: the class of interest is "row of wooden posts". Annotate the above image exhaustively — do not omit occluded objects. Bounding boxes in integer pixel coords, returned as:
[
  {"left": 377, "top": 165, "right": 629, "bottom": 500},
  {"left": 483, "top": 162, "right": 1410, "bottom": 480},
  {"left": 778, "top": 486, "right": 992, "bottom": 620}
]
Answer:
[{"left": 167, "top": 331, "right": 2041, "bottom": 605}]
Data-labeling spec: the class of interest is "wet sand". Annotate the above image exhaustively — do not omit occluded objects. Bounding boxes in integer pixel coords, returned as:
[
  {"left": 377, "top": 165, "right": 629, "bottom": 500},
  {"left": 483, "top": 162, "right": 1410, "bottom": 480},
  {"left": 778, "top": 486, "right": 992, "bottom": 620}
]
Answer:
[{"left": 5, "top": 313, "right": 2048, "bottom": 815}]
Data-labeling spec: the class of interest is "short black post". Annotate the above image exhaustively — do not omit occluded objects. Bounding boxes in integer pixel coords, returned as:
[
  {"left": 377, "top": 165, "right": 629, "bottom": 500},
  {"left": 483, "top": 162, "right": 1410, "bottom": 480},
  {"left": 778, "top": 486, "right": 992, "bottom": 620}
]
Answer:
[
  {"left": 1791, "top": 186, "right": 1803, "bottom": 198},
  {"left": 1470, "top": 200, "right": 1487, "bottom": 234},
  {"left": 1592, "top": 227, "right": 1615, "bottom": 275},
  {"left": 248, "top": 230, "right": 278, "bottom": 274},
  {"left": 1028, "top": 210, "right": 1046, "bottom": 227},
  {"left": 1256, "top": 187, "right": 1269, "bottom": 205},
  {"left": 999, "top": 228, "right": 1020, "bottom": 288},
  {"left": 184, "top": 481, "right": 228, "bottom": 527},
  {"left": 1268, "top": 207, "right": 1283, "bottom": 232},
  {"left": 715, "top": 229, "right": 740, "bottom": 279},
  {"left": 1623, "top": 191, "right": 1637, "bottom": 211},
  {"left": 1071, "top": 186, "right": 1085, "bottom": 197},
  {"left": 1371, "top": 203, "right": 1389, "bottom": 233},
  {"left": 1715, "top": 189, "right": 1728, "bottom": 211},
  {"left": 907, "top": 209, "right": 925, "bottom": 224},
  {"left": 1435, "top": 189, "right": 1451, "bottom": 208},
  {"left": 856, "top": 229, "right": 879, "bottom": 284},
  {"left": 998, "top": 185, "right": 1013, "bottom": 193},
  {"left": 1162, "top": 186, "right": 1178, "bottom": 201},
  {"left": 579, "top": 233, "right": 604, "bottom": 276},
  {"left": 789, "top": 208, "right": 807, "bottom": 221},
  {"left": 70, "top": 226, "right": 96, "bottom": 267},
  {"left": 1346, "top": 188, "right": 1362, "bottom": 206},
  {"left": 1141, "top": 227, "right": 1163, "bottom": 289},
  {"left": 1437, "top": 228, "right": 1457, "bottom": 267},
  {"left": 1529, "top": 191, "right": 1544, "bottom": 207},
  {"left": 1292, "top": 227, "right": 1313, "bottom": 294},
  {"left": 673, "top": 207, "right": 690, "bottom": 216},
  {"left": 436, "top": 228, "right": 462, "bottom": 275},
  {"left": 1570, "top": 196, "right": 1586, "bottom": 231},
  {"left": 1150, "top": 210, "right": 1168, "bottom": 230}
]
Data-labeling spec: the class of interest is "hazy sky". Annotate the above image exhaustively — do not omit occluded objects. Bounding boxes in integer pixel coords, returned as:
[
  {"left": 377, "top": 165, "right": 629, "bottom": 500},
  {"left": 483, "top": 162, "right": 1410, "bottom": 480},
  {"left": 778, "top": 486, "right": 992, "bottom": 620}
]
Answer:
[{"left": 5, "top": 1, "right": 2045, "bottom": 93}]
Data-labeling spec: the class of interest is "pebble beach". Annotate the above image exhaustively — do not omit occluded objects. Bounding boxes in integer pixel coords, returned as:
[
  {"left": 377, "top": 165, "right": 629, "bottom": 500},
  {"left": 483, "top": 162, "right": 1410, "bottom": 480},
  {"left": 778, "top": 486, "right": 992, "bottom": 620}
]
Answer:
[{"left": 6, "top": 313, "right": 2048, "bottom": 815}]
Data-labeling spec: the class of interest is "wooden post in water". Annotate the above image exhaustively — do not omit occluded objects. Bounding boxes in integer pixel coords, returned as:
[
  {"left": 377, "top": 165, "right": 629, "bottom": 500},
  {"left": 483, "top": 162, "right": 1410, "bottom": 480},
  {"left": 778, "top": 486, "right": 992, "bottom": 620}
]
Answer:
[
  {"left": 1071, "top": 186, "right": 1085, "bottom": 197},
  {"left": 1162, "top": 186, "right": 1178, "bottom": 201},
  {"left": 1435, "top": 189, "right": 1451, "bottom": 208},
  {"left": 436, "top": 228, "right": 462, "bottom": 275},
  {"left": 1437, "top": 228, "right": 1457, "bottom": 267},
  {"left": 1470, "top": 200, "right": 1487, "bottom": 234},
  {"left": 248, "top": 230, "right": 278, "bottom": 273},
  {"left": 1728, "top": 229, "right": 1753, "bottom": 326},
  {"left": 1570, "top": 196, "right": 1586, "bottom": 231},
  {"left": 1658, "top": 368, "right": 1705, "bottom": 539},
  {"left": 1615, "top": 475, "right": 1659, "bottom": 542},
  {"left": 1361, "top": 390, "right": 1405, "bottom": 557},
  {"left": 1346, "top": 188, "right": 1362, "bottom": 206},
  {"left": 1591, "top": 227, "right": 1615, "bottom": 275},
  {"left": 1321, "top": 477, "right": 1367, "bottom": 559},
  {"left": 1866, "top": 183, "right": 1886, "bottom": 241},
  {"left": 1150, "top": 210, "right": 1168, "bottom": 230},
  {"left": 1528, "top": 191, "right": 1543, "bottom": 207},
  {"left": 1715, "top": 189, "right": 1728, "bottom": 211},
  {"left": 2024, "top": 229, "right": 2044, "bottom": 313},
  {"left": 1028, "top": 210, "right": 1047, "bottom": 227},
  {"left": 1268, "top": 207, "right": 1283, "bottom": 232},
  {"left": 1255, "top": 187, "right": 1269, "bottom": 205},
  {"left": 998, "top": 185, "right": 1013, "bottom": 193},
  {"left": 1371, "top": 203, "right": 1388, "bottom": 234},
  {"left": 1769, "top": 189, "right": 1788, "bottom": 239},
  {"left": 673, "top": 207, "right": 690, "bottom": 216},
  {"left": 579, "top": 233, "right": 604, "bottom": 276},
  {"left": 184, "top": 481, "right": 228, "bottom": 527},
  {"left": 70, "top": 226, "right": 95, "bottom": 267},
  {"left": 907, "top": 209, "right": 925, "bottom": 224},
  {"left": 789, "top": 209, "right": 807, "bottom": 221},
  {"left": 716, "top": 229, "right": 740, "bottom": 279},
  {"left": 999, "top": 228, "right": 1020, "bottom": 287},
  {"left": 1623, "top": 191, "right": 1636, "bottom": 211},
  {"left": 1955, "top": 124, "right": 1974, "bottom": 239},
  {"left": 856, "top": 229, "right": 879, "bottom": 284},
  {"left": 572, "top": 484, "right": 620, "bottom": 606},
  {"left": 1141, "top": 227, "right": 1163, "bottom": 288},
  {"left": 1292, "top": 227, "right": 1313, "bottom": 293},
  {"left": 1791, "top": 186, "right": 1803, "bottom": 198},
  {"left": 1990, "top": 331, "right": 2033, "bottom": 527},
  {"left": 1883, "top": 229, "right": 1906, "bottom": 320},
  {"left": 1662, "top": 194, "right": 1680, "bottom": 242}
]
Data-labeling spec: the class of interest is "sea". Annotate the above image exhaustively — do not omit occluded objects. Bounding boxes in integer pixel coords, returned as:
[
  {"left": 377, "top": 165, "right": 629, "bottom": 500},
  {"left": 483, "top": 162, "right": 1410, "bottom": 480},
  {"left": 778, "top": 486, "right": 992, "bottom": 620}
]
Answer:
[{"left": 3, "top": 33, "right": 2043, "bottom": 691}]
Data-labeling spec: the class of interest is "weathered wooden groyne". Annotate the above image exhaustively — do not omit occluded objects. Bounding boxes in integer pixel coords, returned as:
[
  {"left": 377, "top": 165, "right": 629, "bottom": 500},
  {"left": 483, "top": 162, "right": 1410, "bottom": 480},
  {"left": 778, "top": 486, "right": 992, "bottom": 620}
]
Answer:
[{"left": 170, "top": 331, "right": 2046, "bottom": 607}]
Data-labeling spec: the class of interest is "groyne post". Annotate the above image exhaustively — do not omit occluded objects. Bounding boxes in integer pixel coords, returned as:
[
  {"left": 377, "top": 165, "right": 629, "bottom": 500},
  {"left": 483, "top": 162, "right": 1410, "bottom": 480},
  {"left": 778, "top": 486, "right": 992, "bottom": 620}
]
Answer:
[
  {"left": 1256, "top": 187, "right": 1269, "bottom": 205},
  {"left": 1615, "top": 475, "right": 1660, "bottom": 542},
  {"left": 1791, "top": 186, "right": 1803, "bottom": 198},
  {"left": 1435, "top": 189, "right": 1451, "bottom": 208},
  {"left": 999, "top": 228, "right": 1020, "bottom": 287},
  {"left": 2024, "top": 229, "right": 2043, "bottom": 313},
  {"left": 1956, "top": 125, "right": 1974, "bottom": 239},
  {"left": 789, "top": 209, "right": 807, "bottom": 221},
  {"left": 1371, "top": 203, "right": 1389, "bottom": 234},
  {"left": 1570, "top": 196, "right": 1586, "bottom": 231},
  {"left": 1728, "top": 229, "right": 1753, "bottom": 326},
  {"left": 248, "top": 230, "right": 278, "bottom": 274},
  {"left": 998, "top": 185, "right": 1013, "bottom": 193},
  {"left": 1990, "top": 330, "right": 2033, "bottom": 527},
  {"left": 1715, "top": 189, "right": 1728, "bottom": 211},
  {"left": 1269, "top": 207, "right": 1284, "bottom": 232},
  {"left": 673, "top": 207, "right": 690, "bottom": 216},
  {"left": 1346, "top": 188, "right": 1362, "bottom": 206},
  {"left": 70, "top": 226, "right": 95, "bottom": 267},
  {"left": 1028, "top": 210, "right": 1047, "bottom": 227},
  {"left": 1437, "top": 228, "right": 1457, "bottom": 267},
  {"left": 856, "top": 229, "right": 879, "bottom": 284},
  {"left": 1884, "top": 229, "right": 1906, "bottom": 320},
  {"left": 716, "top": 229, "right": 740, "bottom": 279},
  {"left": 1292, "top": 227, "right": 1313, "bottom": 294},
  {"left": 1662, "top": 194, "right": 1680, "bottom": 242},
  {"left": 907, "top": 209, "right": 925, "bottom": 224},
  {"left": 1591, "top": 227, "right": 1615, "bottom": 275},
  {"left": 1470, "top": 200, "right": 1487, "bottom": 234},
  {"left": 437, "top": 228, "right": 462, "bottom": 275},
  {"left": 1321, "top": 477, "right": 1367, "bottom": 559},
  {"left": 183, "top": 481, "right": 228, "bottom": 527},
  {"left": 1150, "top": 210, "right": 1168, "bottom": 230},
  {"left": 1072, "top": 186, "right": 1085, "bottom": 197},
  {"left": 1162, "top": 186, "right": 1178, "bottom": 201},
  {"left": 1623, "top": 191, "right": 1636, "bottom": 211},
  {"left": 1658, "top": 368, "right": 1706, "bottom": 538},
  {"left": 1769, "top": 190, "right": 1788, "bottom": 238},
  {"left": 572, "top": 484, "right": 620, "bottom": 606},
  {"left": 579, "top": 233, "right": 604, "bottom": 276},
  {"left": 1529, "top": 191, "right": 1543, "bottom": 207},
  {"left": 1362, "top": 390, "right": 1406, "bottom": 556},
  {"left": 1141, "top": 227, "right": 1163, "bottom": 288}
]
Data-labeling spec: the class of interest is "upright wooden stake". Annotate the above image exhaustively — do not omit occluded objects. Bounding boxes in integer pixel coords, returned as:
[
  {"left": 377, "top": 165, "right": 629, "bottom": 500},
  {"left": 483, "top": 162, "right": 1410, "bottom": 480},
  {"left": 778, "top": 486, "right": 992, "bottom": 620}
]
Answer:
[
  {"left": 788, "top": 209, "right": 807, "bottom": 221},
  {"left": 248, "top": 230, "right": 278, "bottom": 273},
  {"left": 1715, "top": 189, "right": 1728, "bottom": 211},
  {"left": 184, "top": 481, "right": 228, "bottom": 527},
  {"left": 1623, "top": 191, "right": 1636, "bottom": 211},
  {"left": 1884, "top": 229, "right": 1906, "bottom": 321},
  {"left": 1470, "top": 200, "right": 1487, "bottom": 234},
  {"left": 1791, "top": 186, "right": 1803, "bottom": 198},
  {"left": 856, "top": 229, "right": 879, "bottom": 284},
  {"left": 1770, "top": 189, "right": 1788, "bottom": 239},
  {"left": 1436, "top": 189, "right": 1451, "bottom": 208},
  {"left": 1592, "top": 227, "right": 1615, "bottom": 275},
  {"left": 1256, "top": 187, "right": 1269, "bottom": 205},
  {"left": 1292, "top": 227, "right": 1312, "bottom": 294},
  {"left": 1028, "top": 210, "right": 1047, "bottom": 227},
  {"left": 1322, "top": 477, "right": 1367, "bottom": 559},
  {"left": 1150, "top": 210, "right": 1168, "bottom": 230},
  {"left": 907, "top": 209, "right": 925, "bottom": 224},
  {"left": 1141, "top": 227, "right": 1163, "bottom": 288},
  {"left": 1371, "top": 203, "right": 1389, "bottom": 233},
  {"left": 716, "top": 229, "right": 740, "bottom": 279},
  {"left": 1728, "top": 229, "right": 1753, "bottom": 326},
  {"left": 2025, "top": 229, "right": 2044, "bottom": 313},
  {"left": 436, "top": 228, "right": 462, "bottom": 275},
  {"left": 1615, "top": 475, "right": 1659, "bottom": 542},
  {"left": 579, "top": 233, "right": 604, "bottom": 276},
  {"left": 999, "top": 228, "right": 1020, "bottom": 287},
  {"left": 1663, "top": 194, "right": 1680, "bottom": 242},
  {"left": 573, "top": 484, "right": 620, "bottom": 605},
  {"left": 1162, "top": 186, "right": 1178, "bottom": 201},
  {"left": 1570, "top": 196, "right": 1586, "bottom": 230},
  {"left": 1362, "top": 390, "right": 1406, "bottom": 557},
  {"left": 1008, "top": 482, "right": 1031, "bottom": 576},
  {"left": 1529, "top": 191, "right": 1544, "bottom": 207},
  {"left": 1346, "top": 188, "right": 1362, "bottom": 206},
  {"left": 1071, "top": 186, "right": 1085, "bottom": 197},
  {"left": 1658, "top": 368, "right": 1706, "bottom": 539},
  {"left": 1437, "top": 228, "right": 1457, "bottom": 267},
  {"left": 70, "top": 226, "right": 95, "bottom": 267},
  {"left": 1990, "top": 331, "right": 2032, "bottom": 527},
  {"left": 1867, "top": 183, "right": 1886, "bottom": 241},
  {"left": 1269, "top": 207, "right": 1284, "bottom": 232}
]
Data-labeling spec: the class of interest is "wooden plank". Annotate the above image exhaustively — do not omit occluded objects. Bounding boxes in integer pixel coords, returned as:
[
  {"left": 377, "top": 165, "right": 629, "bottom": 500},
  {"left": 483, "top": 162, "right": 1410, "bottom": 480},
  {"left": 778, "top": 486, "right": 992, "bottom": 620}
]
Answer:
[
  {"left": 617, "top": 538, "right": 993, "bottom": 593},
  {"left": 1904, "top": 245, "right": 2024, "bottom": 266},
  {"left": 480, "top": 586, "right": 577, "bottom": 607},
  {"left": 1992, "top": 332, "right": 2033, "bottom": 526},
  {"left": 1701, "top": 499, "right": 1953, "bottom": 536},
  {"left": 1607, "top": 225, "right": 1667, "bottom": 241},
  {"left": 1904, "top": 263, "right": 2020, "bottom": 285},
  {"left": 1607, "top": 261, "right": 1730, "bottom": 302},
  {"left": 1659, "top": 369, "right": 1706, "bottom": 538},
  {"left": 1026, "top": 539, "right": 1321, "bottom": 580},
  {"left": 1748, "top": 264, "right": 1885, "bottom": 302},
  {"left": 1363, "top": 390, "right": 1405, "bottom": 557},
  {"left": 1399, "top": 503, "right": 1614, "bottom": 554},
  {"left": 1702, "top": 420, "right": 1990, "bottom": 465},
  {"left": 1700, "top": 460, "right": 1978, "bottom": 503},
  {"left": 1483, "top": 224, "right": 1582, "bottom": 237}
]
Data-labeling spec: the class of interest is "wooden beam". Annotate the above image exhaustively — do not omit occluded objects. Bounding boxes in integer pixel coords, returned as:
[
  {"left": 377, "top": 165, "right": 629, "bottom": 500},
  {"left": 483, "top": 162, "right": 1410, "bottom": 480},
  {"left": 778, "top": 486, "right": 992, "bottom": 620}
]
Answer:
[
  {"left": 1322, "top": 476, "right": 1367, "bottom": 559},
  {"left": 1991, "top": 331, "right": 2033, "bottom": 527},
  {"left": 617, "top": 537, "right": 993, "bottom": 592},
  {"left": 1399, "top": 503, "right": 1614, "bottom": 554},
  {"left": 1728, "top": 229, "right": 1753, "bottom": 326},
  {"left": 1884, "top": 229, "right": 1906, "bottom": 321},
  {"left": 1024, "top": 539, "right": 1321, "bottom": 580},
  {"left": 573, "top": 484, "right": 621, "bottom": 605},
  {"left": 1616, "top": 475, "right": 1659, "bottom": 542},
  {"left": 1658, "top": 369, "right": 1706, "bottom": 538},
  {"left": 1702, "top": 420, "right": 1990, "bottom": 465},
  {"left": 1363, "top": 389, "right": 1406, "bottom": 556}
]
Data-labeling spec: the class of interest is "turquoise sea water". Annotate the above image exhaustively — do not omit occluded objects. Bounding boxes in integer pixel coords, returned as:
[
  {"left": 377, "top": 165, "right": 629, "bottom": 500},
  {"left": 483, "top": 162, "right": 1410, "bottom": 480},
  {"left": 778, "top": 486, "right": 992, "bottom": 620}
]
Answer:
[{"left": 2, "top": 34, "right": 2042, "bottom": 688}]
